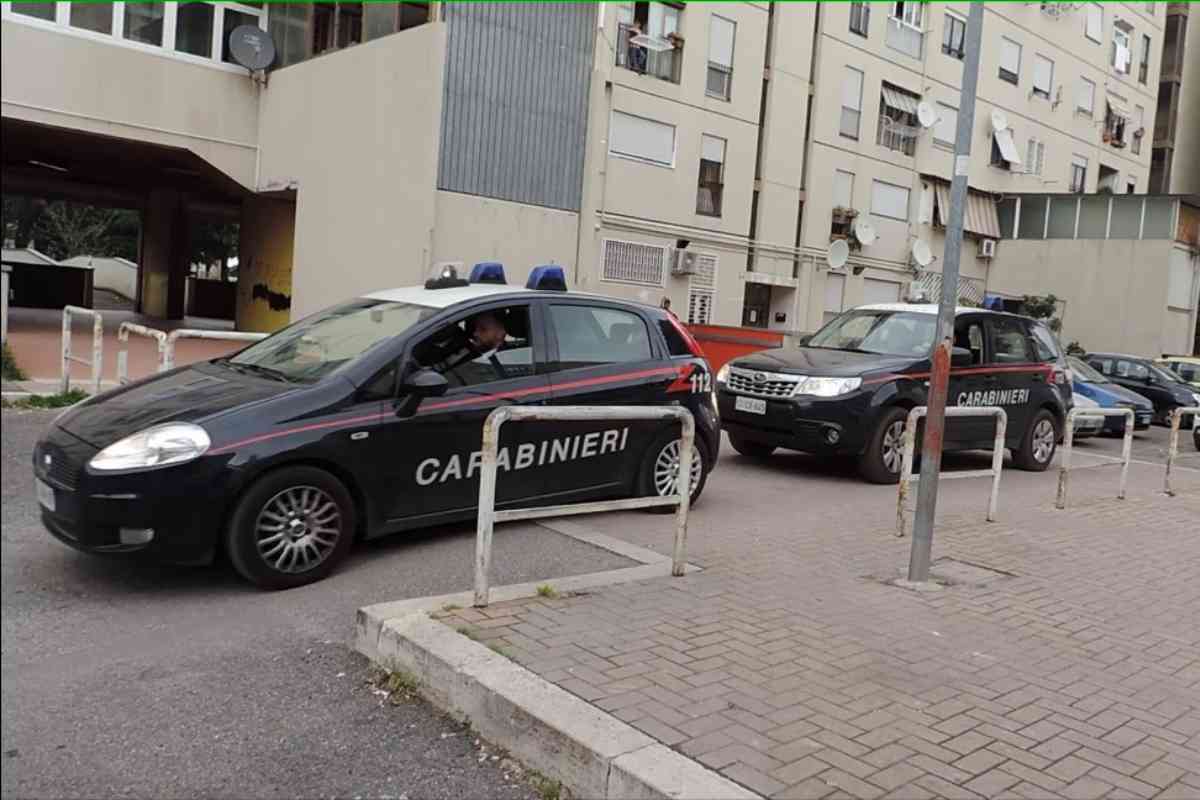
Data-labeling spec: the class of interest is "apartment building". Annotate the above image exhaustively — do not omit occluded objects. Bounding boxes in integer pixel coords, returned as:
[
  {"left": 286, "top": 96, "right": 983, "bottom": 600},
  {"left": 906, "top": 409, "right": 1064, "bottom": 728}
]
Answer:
[
  {"left": 1151, "top": 2, "right": 1200, "bottom": 193},
  {"left": 0, "top": 1, "right": 1180, "bottom": 343}
]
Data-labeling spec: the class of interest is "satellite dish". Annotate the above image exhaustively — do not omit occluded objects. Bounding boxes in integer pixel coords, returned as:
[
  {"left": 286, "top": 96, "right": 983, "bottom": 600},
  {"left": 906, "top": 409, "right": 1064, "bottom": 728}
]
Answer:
[
  {"left": 854, "top": 219, "right": 878, "bottom": 246},
  {"left": 916, "top": 101, "right": 938, "bottom": 129},
  {"left": 228, "top": 25, "right": 276, "bottom": 72},
  {"left": 911, "top": 239, "right": 934, "bottom": 267},
  {"left": 629, "top": 34, "right": 674, "bottom": 52},
  {"left": 827, "top": 239, "right": 850, "bottom": 270},
  {"left": 990, "top": 108, "right": 1010, "bottom": 132}
]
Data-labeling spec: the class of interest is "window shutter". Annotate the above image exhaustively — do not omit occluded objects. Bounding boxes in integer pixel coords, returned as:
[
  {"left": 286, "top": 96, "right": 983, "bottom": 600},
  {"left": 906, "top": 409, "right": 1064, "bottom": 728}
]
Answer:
[
  {"left": 1086, "top": 3, "right": 1102, "bottom": 40},
  {"left": 701, "top": 135, "right": 725, "bottom": 164},
  {"left": 842, "top": 67, "right": 863, "bottom": 110},
  {"left": 609, "top": 111, "right": 676, "bottom": 166},
  {"left": 934, "top": 103, "right": 957, "bottom": 144},
  {"left": 1077, "top": 79, "right": 1095, "bottom": 112},
  {"left": 1001, "top": 38, "right": 1021, "bottom": 74},
  {"left": 833, "top": 170, "right": 854, "bottom": 208},
  {"left": 708, "top": 16, "right": 735, "bottom": 68},
  {"left": 870, "top": 180, "right": 910, "bottom": 220},
  {"left": 1033, "top": 55, "right": 1053, "bottom": 93}
]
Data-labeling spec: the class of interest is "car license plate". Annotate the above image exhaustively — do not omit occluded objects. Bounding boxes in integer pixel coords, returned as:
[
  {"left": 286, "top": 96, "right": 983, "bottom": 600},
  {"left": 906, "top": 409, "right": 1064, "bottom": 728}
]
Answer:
[
  {"left": 36, "top": 478, "right": 56, "bottom": 512},
  {"left": 735, "top": 396, "right": 766, "bottom": 415}
]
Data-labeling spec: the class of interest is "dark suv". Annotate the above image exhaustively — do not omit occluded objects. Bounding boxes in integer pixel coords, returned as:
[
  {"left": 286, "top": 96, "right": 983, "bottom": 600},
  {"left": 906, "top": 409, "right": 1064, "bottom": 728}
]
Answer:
[
  {"left": 1084, "top": 353, "right": 1199, "bottom": 427},
  {"left": 717, "top": 304, "right": 1072, "bottom": 483}
]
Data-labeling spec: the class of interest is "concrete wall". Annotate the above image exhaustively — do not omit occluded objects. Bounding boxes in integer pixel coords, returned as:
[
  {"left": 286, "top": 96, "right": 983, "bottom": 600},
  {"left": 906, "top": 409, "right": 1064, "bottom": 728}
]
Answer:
[
  {"left": 431, "top": 192, "right": 579, "bottom": 289},
  {"left": 1169, "top": 10, "right": 1200, "bottom": 194},
  {"left": 0, "top": 18, "right": 259, "bottom": 188},
  {"left": 237, "top": 196, "right": 296, "bottom": 333},
  {"left": 256, "top": 24, "right": 447, "bottom": 319},
  {"left": 987, "top": 237, "right": 1185, "bottom": 356}
]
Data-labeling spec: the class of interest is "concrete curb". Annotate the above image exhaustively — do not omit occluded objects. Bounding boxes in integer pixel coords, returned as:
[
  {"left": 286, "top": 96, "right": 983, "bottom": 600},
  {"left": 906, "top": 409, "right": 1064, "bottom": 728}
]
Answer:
[{"left": 357, "top": 610, "right": 759, "bottom": 800}]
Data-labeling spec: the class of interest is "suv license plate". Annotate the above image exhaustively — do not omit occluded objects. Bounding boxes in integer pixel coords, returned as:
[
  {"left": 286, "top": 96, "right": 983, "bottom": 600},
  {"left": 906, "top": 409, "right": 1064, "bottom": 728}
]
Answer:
[
  {"left": 36, "top": 478, "right": 56, "bottom": 512},
  {"left": 735, "top": 396, "right": 766, "bottom": 415}
]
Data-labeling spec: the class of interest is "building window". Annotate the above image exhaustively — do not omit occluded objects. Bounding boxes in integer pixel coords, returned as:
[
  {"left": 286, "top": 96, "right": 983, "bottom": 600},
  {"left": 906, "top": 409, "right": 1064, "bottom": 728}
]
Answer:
[
  {"left": 602, "top": 239, "right": 666, "bottom": 286},
  {"left": 991, "top": 128, "right": 1021, "bottom": 170},
  {"left": 686, "top": 254, "right": 717, "bottom": 325},
  {"left": 833, "top": 170, "right": 855, "bottom": 210},
  {"left": 1085, "top": 2, "right": 1103, "bottom": 43},
  {"left": 10, "top": 2, "right": 55, "bottom": 21},
  {"left": 933, "top": 103, "right": 958, "bottom": 147},
  {"left": 1112, "top": 25, "right": 1132, "bottom": 74},
  {"left": 1032, "top": 54, "right": 1054, "bottom": 100},
  {"left": 1025, "top": 139, "right": 1046, "bottom": 175},
  {"left": 1138, "top": 34, "right": 1151, "bottom": 83},
  {"left": 886, "top": 1, "right": 924, "bottom": 59},
  {"left": 706, "top": 15, "right": 735, "bottom": 101},
  {"left": 124, "top": 2, "right": 166, "bottom": 46},
  {"left": 69, "top": 2, "right": 114, "bottom": 34},
  {"left": 696, "top": 135, "right": 726, "bottom": 217},
  {"left": 1132, "top": 105, "right": 1144, "bottom": 154},
  {"left": 840, "top": 67, "right": 864, "bottom": 140},
  {"left": 609, "top": 110, "right": 676, "bottom": 167},
  {"left": 877, "top": 83, "right": 921, "bottom": 156},
  {"left": 1126, "top": 179, "right": 1137, "bottom": 194},
  {"left": 1070, "top": 155, "right": 1088, "bottom": 192},
  {"left": 616, "top": 2, "right": 683, "bottom": 85},
  {"left": 176, "top": 3, "right": 217, "bottom": 57},
  {"left": 1077, "top": 77, "right": 1096, "bottom": 116},
  {"left": 891, "top": 1, "right": 923, "bottom": 29},
  {"left": 849, "top": 2, "right": 869, "bottom": 37},
  {"left": 312, "top": 2, "right": 365, "bottom": 55},
  {"left": 870, "top": 180, "right": 910, "bottom": 221},
  {"left": 1104, "top": 102, "right": 1128, "bottom": 147},
  {"left": 942, "top": 12, "right": 965, "bottom": 59},
  {"left": 999, "top": 37, "right": 1022, "bottom": 84}
]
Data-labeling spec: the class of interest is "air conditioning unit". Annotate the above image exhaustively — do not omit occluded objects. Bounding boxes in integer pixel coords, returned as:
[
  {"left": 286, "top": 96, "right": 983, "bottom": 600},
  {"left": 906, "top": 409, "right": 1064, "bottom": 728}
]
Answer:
[
  {"left": 978, "top": 238, "right": 998, "bottom": 259},
  {"left": 671, "top": 249, "right": 699, "bottom": 276}
]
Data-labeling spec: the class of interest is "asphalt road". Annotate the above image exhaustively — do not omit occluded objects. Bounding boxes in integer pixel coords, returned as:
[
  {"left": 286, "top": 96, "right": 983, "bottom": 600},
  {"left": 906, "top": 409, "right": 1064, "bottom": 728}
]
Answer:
[{"left": 1, "top": 409, "right": 634, "bottom": 799}]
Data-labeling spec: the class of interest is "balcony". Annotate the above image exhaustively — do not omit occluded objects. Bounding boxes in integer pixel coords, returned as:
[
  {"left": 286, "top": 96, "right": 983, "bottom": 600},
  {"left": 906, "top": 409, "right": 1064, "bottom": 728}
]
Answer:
[{"left": 616, "top": 23, "right": 682, "bottom": 84}]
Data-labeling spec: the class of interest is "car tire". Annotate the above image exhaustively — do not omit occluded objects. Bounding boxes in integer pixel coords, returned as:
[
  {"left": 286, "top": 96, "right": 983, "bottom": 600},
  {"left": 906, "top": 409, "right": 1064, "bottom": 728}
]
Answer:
[
  {"left": 728, "top": 434, "right": 775, "bottom": 459},
  {"left": 857, "top": 406, "right": 910, "bottom": 485},
  {"left": 638, "top": 431, "right": 711, "bottom": 513},
  {"left": 1012, "top": 409, "right": 1059, "bottom": 472},
  {"left": 226, "top": 466, "right": 356, "bottom": 590}
]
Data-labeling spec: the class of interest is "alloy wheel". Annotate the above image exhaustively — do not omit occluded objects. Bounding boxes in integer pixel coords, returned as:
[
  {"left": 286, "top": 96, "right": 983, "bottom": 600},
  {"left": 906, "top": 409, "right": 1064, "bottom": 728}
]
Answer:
[
  {"left": 652, "top": 440, "right": 703, "bottom": 497},
  {"left": 254, "top": 485, "right": 342, "bottom": 574}
]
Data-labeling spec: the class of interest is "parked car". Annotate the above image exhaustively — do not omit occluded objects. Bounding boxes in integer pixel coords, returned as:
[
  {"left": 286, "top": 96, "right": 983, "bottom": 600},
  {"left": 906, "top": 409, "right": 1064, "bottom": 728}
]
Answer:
[
  {"left": 1069, "top": 394, "right": 1104, "bottom": 439},
  {"left": 1084, "top": 352, "right": 1199, "bottom": 427},
  {"left": 717, "top": 304, "right": 1073, "bottom": 483},
  {"left": 1067, "top": 356, "right": 1153, "bottom": 434},
  {"left": 32, "top": 265, "right": 720, "bottom": 589},
  {"left": 1157, "top": 355, "right": 1200, "bottom": 390}
]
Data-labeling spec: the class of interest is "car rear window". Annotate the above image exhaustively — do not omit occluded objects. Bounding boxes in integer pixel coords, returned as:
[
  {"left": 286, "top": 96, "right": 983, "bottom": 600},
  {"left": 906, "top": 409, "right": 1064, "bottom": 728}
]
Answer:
[{"left": 658, "top": 318, "right": 692, "bottom": 357}]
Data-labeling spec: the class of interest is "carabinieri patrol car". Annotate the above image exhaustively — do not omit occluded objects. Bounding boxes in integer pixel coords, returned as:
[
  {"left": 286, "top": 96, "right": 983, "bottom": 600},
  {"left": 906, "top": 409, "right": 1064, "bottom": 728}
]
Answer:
[
  {"left": 33, "top": 264, "right": 719, "bottom": 589},
  {"left": 716, "top": 304, "right": 1073, "bottom": 483}
]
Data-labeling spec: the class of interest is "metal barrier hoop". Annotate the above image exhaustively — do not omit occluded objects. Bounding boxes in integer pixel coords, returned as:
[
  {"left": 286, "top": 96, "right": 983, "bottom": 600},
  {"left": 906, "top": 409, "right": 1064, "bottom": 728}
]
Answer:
[
  {"left": 1055, "top": 407, "right": 1135, "bottom": 509},
  {"left": 61, "top": 306, "right": 103, "bottom": 395},
  {"left": 1164, "top": 406, "right": 1200, "bottom": 497}
]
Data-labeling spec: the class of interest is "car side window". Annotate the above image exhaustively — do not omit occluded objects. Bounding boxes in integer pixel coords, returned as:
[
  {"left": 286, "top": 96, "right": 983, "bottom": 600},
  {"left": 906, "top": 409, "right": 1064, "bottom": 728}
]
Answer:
[
  {"left": 359, "top": 364, "right": 398, "bottom": 401},
  {"left": 1090, "top": 358, "right": 1112, "bottom": 375},
  {"left": 953, "top": 320, "right": 985, "bottom": 366},
  {"left": 1029, "top": 323, "right": 1060, "bottom": 363},
  {"left": 1121, "top": 361, "right": 1149, "bottom": 381},
  {"left": 412, "top": 304, "right": 535, "bottom": 388},
  {"left": 548, "top": 305, "right": 652, "bottom": 370},
  {"left": 987, "top": 318, "right": 1032, "bottom": 365}
]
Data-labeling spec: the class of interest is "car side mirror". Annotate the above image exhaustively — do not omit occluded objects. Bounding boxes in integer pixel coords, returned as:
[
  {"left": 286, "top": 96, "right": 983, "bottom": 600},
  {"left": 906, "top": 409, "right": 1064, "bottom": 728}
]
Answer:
[
  {"left": 393, "top": 368, "right": 448, "bottom": 418},
  {"left": 795, "top": 333, "right": 813, "bottom": 347},
  {"left": 951, "top": 346, "right": 973, "bottom": 368}
]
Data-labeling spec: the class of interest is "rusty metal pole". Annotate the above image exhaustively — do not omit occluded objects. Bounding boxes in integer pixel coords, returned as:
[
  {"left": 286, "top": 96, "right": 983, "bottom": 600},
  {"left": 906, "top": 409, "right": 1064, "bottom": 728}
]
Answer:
[{"left": 908, "top": 2, "right": 984, "bottom": 583}]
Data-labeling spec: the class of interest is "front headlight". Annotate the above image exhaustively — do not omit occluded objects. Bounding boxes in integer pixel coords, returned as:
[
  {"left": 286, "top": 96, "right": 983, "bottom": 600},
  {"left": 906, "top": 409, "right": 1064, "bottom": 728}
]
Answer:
[
  {"left": 89, "top": 423, "right": 211, "bottom": 472},
  {"left": 716, "top": 364, "right": 730, "bottom": 384},
  {"left": 795, "top": 376, "right": 862, "bottom": 397}
]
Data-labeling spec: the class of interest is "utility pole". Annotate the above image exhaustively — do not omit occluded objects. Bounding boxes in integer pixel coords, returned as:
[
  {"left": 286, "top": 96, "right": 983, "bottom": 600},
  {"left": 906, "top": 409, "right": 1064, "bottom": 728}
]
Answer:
[{"left": 908, "top": 2, "right": 985, "bottom": 583}]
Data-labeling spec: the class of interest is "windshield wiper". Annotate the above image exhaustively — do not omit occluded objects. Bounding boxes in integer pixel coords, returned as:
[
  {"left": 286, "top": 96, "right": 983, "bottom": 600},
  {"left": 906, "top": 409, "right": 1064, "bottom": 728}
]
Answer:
[{"left": 227, "top": 362, "right": 296, "bottom": 383}]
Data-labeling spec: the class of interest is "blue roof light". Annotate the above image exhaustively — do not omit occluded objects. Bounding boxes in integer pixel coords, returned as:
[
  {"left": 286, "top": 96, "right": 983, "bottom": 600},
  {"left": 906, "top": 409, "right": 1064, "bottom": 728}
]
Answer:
[
  {"left": 469, "top": 262, "right": 507, "bottom": 285},
  {"left": 526, "top": 264, "right": 567, "bottom": 291}
]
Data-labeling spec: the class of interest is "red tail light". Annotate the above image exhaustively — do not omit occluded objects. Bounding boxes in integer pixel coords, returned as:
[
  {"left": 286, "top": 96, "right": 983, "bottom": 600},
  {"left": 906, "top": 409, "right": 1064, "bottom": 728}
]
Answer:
[
  {"left": 668, "top": 315, "right": 706, "bottom": 359},
  {"left": 1052, "top": 367, "right": 1070, "bottom": 386}
]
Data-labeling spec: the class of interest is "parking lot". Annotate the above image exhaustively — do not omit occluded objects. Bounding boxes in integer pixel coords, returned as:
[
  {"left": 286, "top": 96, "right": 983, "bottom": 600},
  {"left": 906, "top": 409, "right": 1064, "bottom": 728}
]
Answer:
[{"left": 2, "top": 406, "right": 1196, "bottom": 798}]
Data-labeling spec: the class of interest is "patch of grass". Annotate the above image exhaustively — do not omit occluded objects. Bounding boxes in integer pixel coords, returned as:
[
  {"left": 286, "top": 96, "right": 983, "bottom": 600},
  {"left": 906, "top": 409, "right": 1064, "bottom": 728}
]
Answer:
[
  {"left": 488, "top": 642, "right": 511, "bottom": 659},
  {"left": 1, "top": 343, "right": 26, "bottom": 382},
  {"left": 527, "top": 770, "right": 564, "bottom": 800},
  {"left": 2, "top": 389, "right": 88, "bottom": 410},
  {"left": 381, "top": 670, "right": 421, "bottom": 704},
  {"left": 456, "top": 625, "right": 479, "bottom": 640},
  {"left": 441, "top": 603, "right": 461, "bottom": 612},
  {"left": 536, "top": 583, "right": 559, "bottom": 599}
]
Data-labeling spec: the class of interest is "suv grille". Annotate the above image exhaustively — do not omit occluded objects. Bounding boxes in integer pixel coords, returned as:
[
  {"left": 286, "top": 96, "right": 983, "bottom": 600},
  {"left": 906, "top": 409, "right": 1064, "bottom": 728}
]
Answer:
[{"left": 727, "top": 368, "right": 801, "bottom": 398}]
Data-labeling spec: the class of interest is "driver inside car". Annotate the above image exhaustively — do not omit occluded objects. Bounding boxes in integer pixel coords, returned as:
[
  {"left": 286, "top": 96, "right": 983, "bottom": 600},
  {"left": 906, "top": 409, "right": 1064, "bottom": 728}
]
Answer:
[{"left": 417, "top": 312, "right": 511, "bottom": 386}]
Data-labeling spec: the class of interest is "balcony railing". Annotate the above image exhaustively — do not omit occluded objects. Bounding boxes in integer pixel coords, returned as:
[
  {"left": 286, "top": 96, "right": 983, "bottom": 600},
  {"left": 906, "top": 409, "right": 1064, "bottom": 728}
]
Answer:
[
  {"left": 877, "top": 115, "right": 918, "bottom": 156},
  {"left": 616, "top": 23, "right": 682, "bottom": 84}
]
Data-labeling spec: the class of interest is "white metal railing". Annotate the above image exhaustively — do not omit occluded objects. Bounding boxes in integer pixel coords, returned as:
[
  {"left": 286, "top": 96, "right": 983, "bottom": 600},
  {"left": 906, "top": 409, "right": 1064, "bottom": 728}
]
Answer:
[
  {"left": 163, "top": 329, "right": 266, "bottom": 370},
  {"left": 1164, "top": 406, "right": 1200, "bottom": 497},
  {"left": 897, "top": 405, "right": 1007, "bottom": 538},
  {"left": 1055, "top": 407, "right": 1135, "bottom": 509},
  {"left": 61, "top": 306, "right": 103, "bottom": 395},
  {"left": 116, "top": 322, "right": 168, "bottom": 385},
  {"left": 474, "top": 405, "right": 695, "bottom": 608}
]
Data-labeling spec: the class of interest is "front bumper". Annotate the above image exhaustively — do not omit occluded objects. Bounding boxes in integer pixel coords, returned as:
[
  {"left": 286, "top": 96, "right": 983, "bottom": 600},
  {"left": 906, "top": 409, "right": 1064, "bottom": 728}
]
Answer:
[
  {"left": 717, "top": 387, "right": 872, "bottom": 455},
  {"left": 33, "top": 426, "right": 231, "bottom": 565}
]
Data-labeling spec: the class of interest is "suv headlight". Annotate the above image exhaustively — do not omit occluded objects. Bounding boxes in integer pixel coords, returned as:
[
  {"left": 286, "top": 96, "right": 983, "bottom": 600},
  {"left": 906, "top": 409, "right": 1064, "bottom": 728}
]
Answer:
[
  {"left": 89, "top": 423, "right": 211, "bottom": 472},
  {"left": 716, "top": 364, "right": 730, "bottom": 384},
  {"left": 795, "top": 377, "right": 862, "bottom": 397}
]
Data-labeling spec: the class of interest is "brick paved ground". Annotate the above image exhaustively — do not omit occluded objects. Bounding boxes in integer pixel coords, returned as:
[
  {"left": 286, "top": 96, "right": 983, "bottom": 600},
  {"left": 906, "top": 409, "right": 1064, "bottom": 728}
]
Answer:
[{"left": 438, "top": 451, "right": 1200, "bottom": 800}]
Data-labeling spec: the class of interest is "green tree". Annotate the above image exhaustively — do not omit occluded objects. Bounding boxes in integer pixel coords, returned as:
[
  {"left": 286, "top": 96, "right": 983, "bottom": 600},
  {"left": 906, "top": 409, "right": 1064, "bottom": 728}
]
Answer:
[{"left": 1020, "top": 294, "right": 1063, "bottom": 333}]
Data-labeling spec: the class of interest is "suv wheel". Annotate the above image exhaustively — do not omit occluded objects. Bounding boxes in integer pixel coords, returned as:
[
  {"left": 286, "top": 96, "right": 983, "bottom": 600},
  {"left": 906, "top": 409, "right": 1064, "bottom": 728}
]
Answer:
[
  {"left": 226, "top": 466, "right": 356, "bottom": 589},
  {"left": 1013, "top": 409, "right": 1058, "bottom": 471},
  {"left": 728, "top": 434, "right": 775, "bottom": 459},
  {"left": 638, "top": 431, "right": 710, "bottom": 512},
  {"left": 858, "top": 406, "right": 910, "bottom": 485}
]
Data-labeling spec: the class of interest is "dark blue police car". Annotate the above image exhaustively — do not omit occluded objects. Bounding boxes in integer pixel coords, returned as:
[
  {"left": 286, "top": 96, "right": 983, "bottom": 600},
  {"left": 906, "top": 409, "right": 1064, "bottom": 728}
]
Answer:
[{"left": 33, "top": 265, "right": 719, "bottom": 588}]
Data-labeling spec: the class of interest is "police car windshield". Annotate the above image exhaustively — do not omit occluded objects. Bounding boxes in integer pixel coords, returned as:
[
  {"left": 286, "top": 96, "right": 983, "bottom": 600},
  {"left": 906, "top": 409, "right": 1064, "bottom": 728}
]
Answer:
[
  {"left": 228, "top": 299, "right": 436, "bottom": 383},
  {"left": 807, "top": 311, "right": 936, "bottom": 357}
]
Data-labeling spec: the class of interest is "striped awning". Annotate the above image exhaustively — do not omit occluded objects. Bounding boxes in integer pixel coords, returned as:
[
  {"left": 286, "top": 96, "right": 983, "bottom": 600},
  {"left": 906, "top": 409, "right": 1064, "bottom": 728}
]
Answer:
[
  {"left": 881, "top": 85, "right": 920, "bottom": 115},
  {"left": 932, "top": 181, "right": 1002, "bottom": 239},
  {"left": 1106, "top": 95, "right": 1131, "bottom": 119}
]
